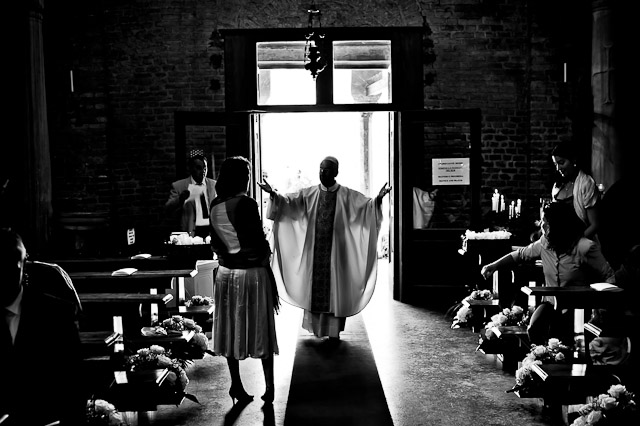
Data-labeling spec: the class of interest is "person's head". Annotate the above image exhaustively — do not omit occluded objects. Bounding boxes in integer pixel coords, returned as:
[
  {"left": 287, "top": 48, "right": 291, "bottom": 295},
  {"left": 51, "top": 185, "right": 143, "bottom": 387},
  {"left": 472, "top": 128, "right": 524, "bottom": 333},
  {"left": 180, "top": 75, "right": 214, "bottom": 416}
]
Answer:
[
  {"left": 0, "top": 228, "right": 27, "bottom": 307},
  {"left": 319, "top": 156, "right": 339, "bottom": 187},
  {"left": 541, "top": 202, "right": 585, "bottom": 253},
  {"left": 215, "top": 156, "right": 251, "bottom": 198},
  {"left": 188, "top": 154, "right": 208, "bottom": 184},
  {"left": 551, "top": 141, "right": 580, "bottom": 180}
]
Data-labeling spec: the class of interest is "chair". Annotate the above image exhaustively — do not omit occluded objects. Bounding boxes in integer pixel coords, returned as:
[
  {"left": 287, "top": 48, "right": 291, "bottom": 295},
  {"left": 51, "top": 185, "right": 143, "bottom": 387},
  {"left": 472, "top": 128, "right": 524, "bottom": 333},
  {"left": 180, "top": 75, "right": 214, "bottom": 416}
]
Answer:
[{"left": 24, "top": 260, "right": 82, "bottom": 311}]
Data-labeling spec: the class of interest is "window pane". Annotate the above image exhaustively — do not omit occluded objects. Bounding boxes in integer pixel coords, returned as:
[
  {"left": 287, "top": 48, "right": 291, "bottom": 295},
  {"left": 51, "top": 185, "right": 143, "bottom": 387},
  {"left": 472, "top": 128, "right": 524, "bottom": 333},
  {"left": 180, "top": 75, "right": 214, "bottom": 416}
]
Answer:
[
  {"left": 257, "top": 42, "right": 316, "bottom": 105},
  {"left": 333, "top": 41, "right": 391, "bottom": 104}
]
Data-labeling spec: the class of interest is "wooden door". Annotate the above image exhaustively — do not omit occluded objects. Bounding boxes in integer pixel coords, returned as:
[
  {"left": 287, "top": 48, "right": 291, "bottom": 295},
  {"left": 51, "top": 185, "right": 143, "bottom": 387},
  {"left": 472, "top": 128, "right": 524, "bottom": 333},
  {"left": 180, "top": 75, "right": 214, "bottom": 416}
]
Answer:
[{"left": 395, "top": 109, "right": 482, "bottom": 303}]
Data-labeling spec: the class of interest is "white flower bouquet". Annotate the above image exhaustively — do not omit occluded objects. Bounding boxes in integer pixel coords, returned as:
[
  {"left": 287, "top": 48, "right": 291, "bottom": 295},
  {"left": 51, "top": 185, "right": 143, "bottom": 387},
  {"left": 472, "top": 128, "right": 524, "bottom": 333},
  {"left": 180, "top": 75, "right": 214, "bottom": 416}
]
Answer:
[
  {"left": 570, "top": 384, "right": 637, "bottom": 425},
  {"left": 450, "top": 289, "right": 494, "bottom": 329},
  {"left": 168, "top": 233, "right": 211, "bottom": 246},
  {"left": 165, "top": 233, "right": 213, "bottom": 261},
  {"left": 125, "top": 345, "right": 201, "bottom": 406},
  {"left": 463, "top": 229, "right": 512, "bottom": 240},
  {"left": 156, "top": 315, "right": 214, "bottom": 358},
  {"left": 184, "top": 294, "right": 214, "bottom": 307},
  {"left": 86, "top": 398, "right": 127, "bottom": 426},
  {"left": 126, "top": 345, "right": 189, "bottom": 391},
  {"left": 483, "top": 305, "right": 532, "bottom": 339},
  {"left": 509, "top": 338, "right": 573, "bottom": 394},
  {"left": 452, "top": 305, "right": 473, "bottom": 328}
]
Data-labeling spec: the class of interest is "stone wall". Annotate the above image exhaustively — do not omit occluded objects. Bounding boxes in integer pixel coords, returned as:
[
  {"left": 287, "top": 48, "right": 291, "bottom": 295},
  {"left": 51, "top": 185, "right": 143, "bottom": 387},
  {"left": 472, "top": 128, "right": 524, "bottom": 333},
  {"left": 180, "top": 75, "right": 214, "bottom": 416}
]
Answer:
[{"left": 42, "top": 0, "right": 591, "bottom": 251}]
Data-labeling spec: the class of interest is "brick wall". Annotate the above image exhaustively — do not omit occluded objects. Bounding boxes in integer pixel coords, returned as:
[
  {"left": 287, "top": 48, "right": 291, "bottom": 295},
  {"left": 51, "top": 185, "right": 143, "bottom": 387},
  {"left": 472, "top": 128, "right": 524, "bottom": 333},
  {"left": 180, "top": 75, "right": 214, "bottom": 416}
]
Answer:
[{"left": 42, "top": 0, "right": 591, "bottom": 251}]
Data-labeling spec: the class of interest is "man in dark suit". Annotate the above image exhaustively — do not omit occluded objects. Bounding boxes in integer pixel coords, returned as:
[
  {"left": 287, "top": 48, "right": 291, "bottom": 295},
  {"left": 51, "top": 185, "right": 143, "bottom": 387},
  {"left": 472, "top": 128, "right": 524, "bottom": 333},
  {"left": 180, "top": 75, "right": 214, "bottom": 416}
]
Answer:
[
  {"left": 1, "top": 228, "right": 85, "bottom": 425},
  {"left": 165, "top": 153, "right": 217, "bottom": 238}
]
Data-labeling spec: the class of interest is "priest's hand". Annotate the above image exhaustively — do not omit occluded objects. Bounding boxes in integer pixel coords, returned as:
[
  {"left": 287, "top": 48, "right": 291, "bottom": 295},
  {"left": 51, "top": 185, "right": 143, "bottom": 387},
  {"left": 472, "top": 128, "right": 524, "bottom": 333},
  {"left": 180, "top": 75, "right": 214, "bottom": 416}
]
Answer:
[
  {"left": 257, "top": 179, "right": 274, "bottom": 195},
  {"left": 376, "top": 183, "right": 391, "bottom": 204}
]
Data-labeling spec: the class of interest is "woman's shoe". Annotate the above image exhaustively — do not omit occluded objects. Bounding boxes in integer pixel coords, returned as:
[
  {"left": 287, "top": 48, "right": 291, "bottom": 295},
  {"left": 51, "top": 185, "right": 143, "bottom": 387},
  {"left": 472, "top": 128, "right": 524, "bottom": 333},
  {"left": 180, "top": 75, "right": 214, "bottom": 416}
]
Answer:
[
  {"left": 229, "top": 384, "right": 253, "bottom": 405},
  {"left": 261, "top": 386, "right": 274, "bottom": 404}
]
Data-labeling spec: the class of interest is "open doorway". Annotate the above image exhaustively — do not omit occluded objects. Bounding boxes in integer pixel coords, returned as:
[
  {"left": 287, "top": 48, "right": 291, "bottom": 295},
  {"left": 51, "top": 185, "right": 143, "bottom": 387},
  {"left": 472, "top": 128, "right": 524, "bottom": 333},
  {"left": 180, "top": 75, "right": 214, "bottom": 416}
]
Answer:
[{"left": 256, "top": 111, "right": 392, "bottom": 296}]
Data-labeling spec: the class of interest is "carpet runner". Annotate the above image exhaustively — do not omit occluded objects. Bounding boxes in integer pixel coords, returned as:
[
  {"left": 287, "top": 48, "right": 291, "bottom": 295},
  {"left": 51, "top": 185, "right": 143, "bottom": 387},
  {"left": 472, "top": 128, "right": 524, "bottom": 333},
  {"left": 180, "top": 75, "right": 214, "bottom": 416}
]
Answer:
[{"left": 284, "top": 313, "right": 394, "bottom": 426}]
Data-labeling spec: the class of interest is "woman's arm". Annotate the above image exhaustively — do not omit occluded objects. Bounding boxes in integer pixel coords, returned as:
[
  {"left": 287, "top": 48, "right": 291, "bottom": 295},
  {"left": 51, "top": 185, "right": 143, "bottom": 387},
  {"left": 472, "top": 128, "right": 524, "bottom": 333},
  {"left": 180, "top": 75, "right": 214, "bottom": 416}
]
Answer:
[
  {"left": 584, "top": 206, "right": 600, "bottom": 239},
  {"left": 480, "top": 239, "right": 543, "bottom": 279},
  {"left": 480, "top": 252, "right": 516, "bottom": 280}
]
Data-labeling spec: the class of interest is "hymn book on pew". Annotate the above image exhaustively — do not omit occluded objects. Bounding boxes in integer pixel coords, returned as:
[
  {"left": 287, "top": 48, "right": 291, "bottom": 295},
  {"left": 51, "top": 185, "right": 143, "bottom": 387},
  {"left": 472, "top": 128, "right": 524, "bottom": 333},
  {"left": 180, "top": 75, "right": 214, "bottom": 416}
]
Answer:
[
  {"left": 589, "top": 283, "right": 622, "bottom": 292},
  {"left": 130, "top": 253, "right": 152, "bottom": 259},
  {"left": 111, "top": 267, "right": 138, "bottom": 276}
]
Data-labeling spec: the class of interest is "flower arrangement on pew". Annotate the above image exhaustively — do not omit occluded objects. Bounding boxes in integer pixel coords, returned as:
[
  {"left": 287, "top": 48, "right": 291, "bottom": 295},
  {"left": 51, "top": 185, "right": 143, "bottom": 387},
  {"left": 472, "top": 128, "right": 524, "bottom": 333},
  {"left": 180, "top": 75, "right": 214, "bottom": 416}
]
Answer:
[
  {"left": 86, "top": 397, "right": 128, "bottom": 425},
  {"left": 450, "top": 289, "right": 494, "bottom": 329},
  {"left": 508, "top": 338, "right": 573, "bottom": 395},
  {"left": 483, "top": 305, "right": 532, "bottom": 339},
  {"left": 475, "top": 305, "right": 532, "bottom": 352},
  {"left": 569, "top": 384, "right": 637, "bottom": 425},
  {"left": 126, "top": 345, "right": 199, "bottom": 405},
  {"left": 184, "top": 294, "right": 213, "bottom": 307},
  {"left": 156, "top": 315, "right": 215, "bottom": 359}
]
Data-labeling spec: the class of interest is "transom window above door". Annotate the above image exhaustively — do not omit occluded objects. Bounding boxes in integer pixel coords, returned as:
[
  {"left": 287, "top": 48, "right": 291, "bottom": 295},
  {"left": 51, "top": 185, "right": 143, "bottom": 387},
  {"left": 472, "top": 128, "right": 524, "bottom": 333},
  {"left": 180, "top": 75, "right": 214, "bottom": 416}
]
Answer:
[{"left": 256, "top": 40, "right": 391, "bottom": 106}]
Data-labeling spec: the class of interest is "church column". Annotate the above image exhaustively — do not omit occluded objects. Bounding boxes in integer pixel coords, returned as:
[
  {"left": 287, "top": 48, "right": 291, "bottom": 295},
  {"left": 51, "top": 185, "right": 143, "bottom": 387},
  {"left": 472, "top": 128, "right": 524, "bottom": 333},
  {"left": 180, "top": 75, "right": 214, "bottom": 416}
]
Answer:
[
  {"left": 20, "top": 0, "right": 53, "bottom": 254},
  {"left": 590, "top": 0, "right": 619, "bottom": 191}
]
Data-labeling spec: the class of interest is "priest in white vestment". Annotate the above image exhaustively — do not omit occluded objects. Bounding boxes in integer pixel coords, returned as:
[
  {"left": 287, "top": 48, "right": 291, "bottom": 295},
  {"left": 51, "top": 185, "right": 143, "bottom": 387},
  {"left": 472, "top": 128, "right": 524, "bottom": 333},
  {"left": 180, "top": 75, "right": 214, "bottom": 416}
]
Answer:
[{"left": 258, "top": 156, "right": 390, "bottom": 339}]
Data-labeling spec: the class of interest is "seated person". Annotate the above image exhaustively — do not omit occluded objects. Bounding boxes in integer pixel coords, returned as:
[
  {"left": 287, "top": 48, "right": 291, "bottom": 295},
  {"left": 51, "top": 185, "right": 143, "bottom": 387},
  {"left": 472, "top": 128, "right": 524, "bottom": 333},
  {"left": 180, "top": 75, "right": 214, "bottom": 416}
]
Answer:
[
  {"left": 0, "top": 228, "right": 85, "bottom": 425},
  {"left": 480, "top": 202, "right": 615, "bottom": 345},
  {"left": 165, "top": 153, "right": 216, "bottom": 238},
  {"left": 588, "top": 244, "right": 639, "bottom": 369}
]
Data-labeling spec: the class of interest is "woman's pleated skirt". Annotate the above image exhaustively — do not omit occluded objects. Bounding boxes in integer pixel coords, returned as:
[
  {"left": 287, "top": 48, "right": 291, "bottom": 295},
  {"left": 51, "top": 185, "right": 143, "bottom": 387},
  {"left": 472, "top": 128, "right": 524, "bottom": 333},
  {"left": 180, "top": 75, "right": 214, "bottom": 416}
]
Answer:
[{"left": 212, "top": 264, "right": 279, "bottom": 359}]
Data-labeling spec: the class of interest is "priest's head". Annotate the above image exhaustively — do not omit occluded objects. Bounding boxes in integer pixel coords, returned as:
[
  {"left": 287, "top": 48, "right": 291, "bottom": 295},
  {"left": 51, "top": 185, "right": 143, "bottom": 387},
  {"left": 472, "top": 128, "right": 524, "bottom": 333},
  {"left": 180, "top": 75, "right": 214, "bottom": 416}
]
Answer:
[{"left": 319, "top": 156, "right": 339, "bottom": 187}]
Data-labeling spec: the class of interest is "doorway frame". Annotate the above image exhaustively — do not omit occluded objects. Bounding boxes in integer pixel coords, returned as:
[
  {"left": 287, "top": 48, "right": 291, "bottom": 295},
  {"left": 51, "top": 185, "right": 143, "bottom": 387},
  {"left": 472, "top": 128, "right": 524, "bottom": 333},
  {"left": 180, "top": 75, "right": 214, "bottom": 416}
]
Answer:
[
  {"left": 395, "top": 108, "right": 483, "bottom": 303},
  {"left": 218, "top": 27, "right": 423, "bottom": 302}
]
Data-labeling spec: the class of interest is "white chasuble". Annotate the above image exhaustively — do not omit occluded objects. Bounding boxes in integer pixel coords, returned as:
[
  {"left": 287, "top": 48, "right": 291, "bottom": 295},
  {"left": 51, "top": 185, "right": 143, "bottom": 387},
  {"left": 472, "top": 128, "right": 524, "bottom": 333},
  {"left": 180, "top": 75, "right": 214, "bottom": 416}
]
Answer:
[{"left": 266, "top": 184, "right": 382, "bottom": 317}]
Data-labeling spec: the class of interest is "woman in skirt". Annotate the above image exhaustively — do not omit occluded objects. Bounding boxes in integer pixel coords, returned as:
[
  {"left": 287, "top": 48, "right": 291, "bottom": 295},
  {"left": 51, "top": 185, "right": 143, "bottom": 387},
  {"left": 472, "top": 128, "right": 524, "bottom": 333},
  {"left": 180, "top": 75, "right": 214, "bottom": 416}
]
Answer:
[{"left": 209, "top": 156, "right": 280, "bottom": 404}]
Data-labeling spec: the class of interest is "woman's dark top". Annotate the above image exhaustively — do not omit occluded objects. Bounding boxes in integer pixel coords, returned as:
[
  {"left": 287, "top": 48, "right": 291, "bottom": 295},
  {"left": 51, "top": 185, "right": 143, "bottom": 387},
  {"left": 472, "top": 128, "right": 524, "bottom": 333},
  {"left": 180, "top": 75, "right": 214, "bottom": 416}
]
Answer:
[{"left": 209, "top": 194, "right": 271, "bottom": 269}]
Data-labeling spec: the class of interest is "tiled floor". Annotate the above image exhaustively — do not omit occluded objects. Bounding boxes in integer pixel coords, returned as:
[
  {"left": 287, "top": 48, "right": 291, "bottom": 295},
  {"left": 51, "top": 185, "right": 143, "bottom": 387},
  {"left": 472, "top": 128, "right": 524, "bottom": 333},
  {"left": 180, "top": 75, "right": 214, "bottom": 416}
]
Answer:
[{"left": 113, "top": 261, "right": 558, "bottom": 425}]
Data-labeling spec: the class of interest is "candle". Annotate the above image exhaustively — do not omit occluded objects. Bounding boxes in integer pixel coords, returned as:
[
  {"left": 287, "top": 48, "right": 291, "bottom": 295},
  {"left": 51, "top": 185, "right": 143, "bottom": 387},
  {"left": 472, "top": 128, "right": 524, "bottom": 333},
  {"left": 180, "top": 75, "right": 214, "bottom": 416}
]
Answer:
[
  {"left": 113, "top": 316, "right": 123, "bottom": 334},
  {"left": 509, "top": 201, "right": 515, "bottom": 219},
  {"left": 500, "top": 195, "right": 505, "bottom": 213},
  {"left": 516, "top": 199, "right": 522, "bottom": 217},
  {"left": 563, "top": 63, "right": 567, "bottom": 83},
  {"left": 70, "top": 70, "right": 74, "bottom": 93},
  {"left": 492, "top": 190, "right": 499, "bottom": 212}
]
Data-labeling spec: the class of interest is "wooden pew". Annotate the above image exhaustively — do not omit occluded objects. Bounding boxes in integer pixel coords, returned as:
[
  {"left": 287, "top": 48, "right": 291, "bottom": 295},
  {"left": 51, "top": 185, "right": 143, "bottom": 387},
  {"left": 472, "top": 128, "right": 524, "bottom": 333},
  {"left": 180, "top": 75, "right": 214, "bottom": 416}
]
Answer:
[
  {"left": 78, "top": 292, "right": 174, "bottom": 334},
  {"left": 69, "top": 267, "right": 203, "bottom": 411},
  {"left": 79, "top": 292, "right": 174, "bottom": 305},
  {"left": 69, "top": 268, "right": 197, "bottom": 293},
  {"left": 70, "top": 266, "right": 196, "bottom": 333},
  {"left": 517, "top": 284, "right": 631, "bottom": 421},
  {"left": 521, "top": 285, "right": 625, "bottom": 361},
  {"left": 521, "top": 285, "right": 624, "bottom": 310},
  {"left": 530, "top": 363, "right": 622, "bottom": 424},
  {"left": 76, "top": 293, "right": 186, "bottom": 411},
  {"left": 25, "top": 257, "right": 199, "bottom": 405},
  {"left": 108, "top": 368, "right": 183, "bottom": 412},
  {"left": 126, "top": 329, "right": 196, "bottom": 354},
  {"left": 44, "top": 255, "right": 198, "bottom": 272},
  {"left": 477, "top": 325, "right": 530, "bottom": 373},
  {"left": 462, "top": 299, "right": 501, "bottom": 332},
  {"left": 80, "top": 330, "right": 125, "bottom": 397},
  {"left": 167, "top": 304, "right": 215, "bottom": 338}
]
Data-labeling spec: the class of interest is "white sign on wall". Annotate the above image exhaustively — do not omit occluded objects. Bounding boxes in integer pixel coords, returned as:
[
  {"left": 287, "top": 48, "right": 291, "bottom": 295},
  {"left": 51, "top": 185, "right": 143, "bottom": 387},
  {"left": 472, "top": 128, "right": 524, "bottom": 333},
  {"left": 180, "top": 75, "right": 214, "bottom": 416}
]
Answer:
[{"left": 432, "top": 158, "right": 470, "bottom": 185}]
